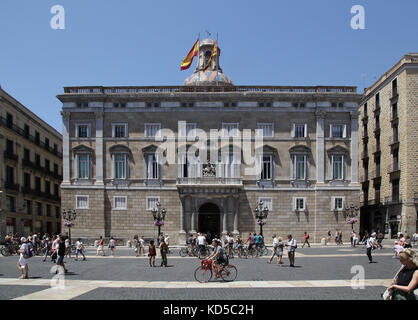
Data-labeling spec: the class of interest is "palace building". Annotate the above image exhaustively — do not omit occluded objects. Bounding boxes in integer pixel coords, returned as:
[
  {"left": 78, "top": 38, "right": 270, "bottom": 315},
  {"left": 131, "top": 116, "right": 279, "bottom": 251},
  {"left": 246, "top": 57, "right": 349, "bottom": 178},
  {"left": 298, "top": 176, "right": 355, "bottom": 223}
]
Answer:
[{"left": 58, "top": 38, "right": 362, "bottom": 244}]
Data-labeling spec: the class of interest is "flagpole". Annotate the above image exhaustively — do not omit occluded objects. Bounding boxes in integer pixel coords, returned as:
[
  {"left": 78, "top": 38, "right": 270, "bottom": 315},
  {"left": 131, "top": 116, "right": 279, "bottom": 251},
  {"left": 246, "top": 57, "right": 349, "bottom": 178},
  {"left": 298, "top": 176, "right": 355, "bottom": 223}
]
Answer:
[
  {"left": 216, "top": 32, "right": 219, "bottom": 86},
  {"left": 198, "top": 32, "right": 200, "bottom": 86}
]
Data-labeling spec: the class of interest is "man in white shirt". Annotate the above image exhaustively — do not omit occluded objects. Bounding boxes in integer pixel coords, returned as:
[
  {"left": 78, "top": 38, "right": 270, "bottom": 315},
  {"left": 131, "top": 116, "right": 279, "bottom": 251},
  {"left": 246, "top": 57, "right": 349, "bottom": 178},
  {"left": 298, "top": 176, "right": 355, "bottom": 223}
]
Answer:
[
  {"left": 285, "top": 234, "right": 297, "bottom": 267},
  {"left": 17, "top": 237, "right": 30, "bottom": 279},
  {"left": 366, "top": 232, "right": 377, "bottom": 263},
  {"left": 75, "top": 238, "right": 86, "bottom": 261},
  {"left": 197, "top": 233, "right": 206, "bottom": 257}
]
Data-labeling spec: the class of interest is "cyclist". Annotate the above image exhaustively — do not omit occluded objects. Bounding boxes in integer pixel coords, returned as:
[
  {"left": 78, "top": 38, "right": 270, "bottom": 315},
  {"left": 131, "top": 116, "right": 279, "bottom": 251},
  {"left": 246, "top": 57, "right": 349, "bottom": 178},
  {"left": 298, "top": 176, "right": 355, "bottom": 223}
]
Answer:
[
  {"left": 245, "top": 233, "right": 255, "bottom": 256},
  {"left": 254, "top": 233, "right": 260, "bottom": 250},
  {"left": 258, "top": 233, "right": 264, "bottom": 250},
  {"left": 235, "top": 236, "right": 244, "bottom": 258},
  {"left": 207, "top": 239, "right": 228, "bottom": 277}
]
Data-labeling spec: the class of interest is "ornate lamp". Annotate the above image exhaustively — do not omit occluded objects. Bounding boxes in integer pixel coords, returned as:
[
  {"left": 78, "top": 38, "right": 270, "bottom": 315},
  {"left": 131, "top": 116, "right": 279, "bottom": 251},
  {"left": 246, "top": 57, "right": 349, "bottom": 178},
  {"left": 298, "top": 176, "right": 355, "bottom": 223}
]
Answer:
[
  {"left": 344, "top": 204, "right": 359, "bottom": 230},
  {"left": 151, "top": 201, "right": 167, "bottom": 243},
  {"left": 62, "top": 209, "right": 77, "bottom": 243},
  {"left": 254, "top": 201, "right": 269, "bottom": 236}
]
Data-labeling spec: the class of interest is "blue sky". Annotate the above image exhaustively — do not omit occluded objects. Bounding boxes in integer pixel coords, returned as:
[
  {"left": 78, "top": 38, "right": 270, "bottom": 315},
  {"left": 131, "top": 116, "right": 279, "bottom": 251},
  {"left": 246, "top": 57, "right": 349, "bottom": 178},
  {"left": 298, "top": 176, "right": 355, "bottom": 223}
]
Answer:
[{"left": 0, "top": 0, "right": 417, "bottom": 132}]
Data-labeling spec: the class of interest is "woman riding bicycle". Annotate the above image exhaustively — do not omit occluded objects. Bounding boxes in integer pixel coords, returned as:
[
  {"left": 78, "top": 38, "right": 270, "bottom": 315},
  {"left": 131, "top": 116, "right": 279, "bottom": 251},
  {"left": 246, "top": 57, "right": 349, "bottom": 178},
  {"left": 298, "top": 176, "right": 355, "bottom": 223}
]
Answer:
[{"left": 206, "top": 239, "right": 228, "bottom": 276}]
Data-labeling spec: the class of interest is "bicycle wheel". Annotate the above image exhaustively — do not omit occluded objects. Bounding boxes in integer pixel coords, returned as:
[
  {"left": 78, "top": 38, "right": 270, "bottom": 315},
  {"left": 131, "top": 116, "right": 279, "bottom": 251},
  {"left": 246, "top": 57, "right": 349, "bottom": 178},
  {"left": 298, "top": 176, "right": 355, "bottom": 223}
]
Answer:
[
  {"left": 194, "top": 266, "right": 213, "bottom": 283},
  {"left": 249, "top": 248, "right": 258, "bottom": 258},
  {"left": 192, "top": 247, "right": 199, "bottom": 257},
  {"left": 1, "top": 247, "right": 9, "bottom": 256},
  {"left": 179, "top": 248, "right": 188, "bottom": 257},
  {"left": 220, "top": 265, "right": 238, "bottom": 282}
]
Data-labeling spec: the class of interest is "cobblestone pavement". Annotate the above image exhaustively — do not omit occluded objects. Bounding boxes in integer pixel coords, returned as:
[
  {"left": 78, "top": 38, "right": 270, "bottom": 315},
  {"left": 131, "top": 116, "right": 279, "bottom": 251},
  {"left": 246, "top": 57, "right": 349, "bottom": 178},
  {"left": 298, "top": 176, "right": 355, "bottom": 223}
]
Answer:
[{"left": 0, "top": 245, "right": 407, "bottom": 300}]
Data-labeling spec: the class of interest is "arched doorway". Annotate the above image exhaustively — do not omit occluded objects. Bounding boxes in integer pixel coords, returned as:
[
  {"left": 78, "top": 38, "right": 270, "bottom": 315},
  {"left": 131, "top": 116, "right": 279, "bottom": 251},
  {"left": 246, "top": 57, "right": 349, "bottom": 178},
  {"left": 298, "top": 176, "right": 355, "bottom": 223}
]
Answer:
[{"left": 198, "top": 203, "right": 220, "bottom": 238}]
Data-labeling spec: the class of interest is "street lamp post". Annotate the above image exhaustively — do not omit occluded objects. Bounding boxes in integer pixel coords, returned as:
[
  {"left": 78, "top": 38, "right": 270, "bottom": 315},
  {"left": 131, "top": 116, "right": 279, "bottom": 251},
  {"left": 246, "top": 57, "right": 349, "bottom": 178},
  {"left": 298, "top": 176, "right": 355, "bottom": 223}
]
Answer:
[
  {"left": 62, "top": 209, "right": 77, "bottom": 244},
  {"left": 151, "top": 201, "right": 166, "bottom": 244},
  {"left": 254, "top": 201, "right": 269, "bottom": 236},
  {"left": 345, "top": 204, "right": 359, "bottom": 230}
]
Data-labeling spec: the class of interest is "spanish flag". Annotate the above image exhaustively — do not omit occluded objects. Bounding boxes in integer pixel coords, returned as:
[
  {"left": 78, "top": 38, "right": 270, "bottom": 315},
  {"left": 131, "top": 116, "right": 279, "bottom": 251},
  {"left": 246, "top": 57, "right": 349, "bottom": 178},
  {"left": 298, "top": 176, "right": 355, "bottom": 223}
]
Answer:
[
  {"left": 180, "top": 39, "right": 199, "bottom": 71},
  {"left": 204, "top": 41, "right": 217, "bottom": 70}
]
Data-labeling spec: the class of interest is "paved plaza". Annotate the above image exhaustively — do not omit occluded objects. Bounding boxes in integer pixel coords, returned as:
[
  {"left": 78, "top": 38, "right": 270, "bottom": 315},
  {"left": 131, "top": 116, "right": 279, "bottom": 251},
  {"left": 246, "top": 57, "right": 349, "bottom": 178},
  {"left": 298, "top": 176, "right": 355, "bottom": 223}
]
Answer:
[{"left": 0, "top": 242, "right": 409, "bottom": 300}]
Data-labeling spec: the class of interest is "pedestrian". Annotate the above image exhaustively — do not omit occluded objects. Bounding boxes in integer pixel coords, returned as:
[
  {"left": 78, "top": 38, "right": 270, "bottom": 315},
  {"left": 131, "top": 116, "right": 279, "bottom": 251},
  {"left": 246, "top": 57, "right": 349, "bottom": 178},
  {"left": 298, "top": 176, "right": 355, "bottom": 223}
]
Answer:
[
  {"left": 51, "top": 235, "right": 58, "bottom": 263},
  {"left": 164, "top": 234, "right": 170, "bottom": 254},
  {"left": 327, "top": 230, "right": 332, "bottom": 243},
  {"left": 148, "top": 240, "right": 157, "bottom": 267},
  {"left": 159, "top": 238, "right": 168, "bottom": 267},
  {"left": 133, "top": 235, "right": 140, "bottom": 257},
  {"left": 386, "top": 248, "right": 418, "bottom": 300},
  {"left": 75, "top": 238, "right": 86, "bottom": 261},
  {"left": 352, "top": 231, "right": 358, "bottom": 248},
  {"left": 377, "top": 232, "right": 384, "bottom": 249},
  {"left": 197, "top": 232, "right": 207, "bottom": 257},
  {"left": 139, "top": 236, "right": 146, "bottom": 256},
  {"left": 254, "top": 233, "right": 260, "bottom": 250},
  {"left": 394, "top": 241, "right": 404, "bottom": 258},
  {"left": 246, "top": 233, "right": 255, "bottom": 252},
  {"left": 96, "top": 236, "right": 105, "bottom": 256},
  {"left": 285, "top": 234, "right": 297, "bottom": 267},
  {"left": 109, "top": 237, "right": 116, "bottom": 257},
  {"left": 268, "top": 234, "right": 278, "bottom": 264},
  {"left": 276, "top": 237, "right": 284, "bottom": 265},
  {"left": 56, "top": 235, "right": 68, "bottom": 273},
  {"left": 17, "top": 237, "right": 32, "bottom": 279},
  {"left": 42, "top": 234, "right": 51, "bottom": 262},
  {"left": 366, "top": 232, "right": 377, "bottom": 263},
  {"left": 65, "top": 237, "right": 71, "bottom": 258},
  {"left": 235, "top": 236, "right": 243, "bottom": 258},
  {"left": 302, "top": 232, "right": 310, "bottom": 248},
  {"left": 158, "top": 233, "right": 164, "bottom": 245},
  {"left": 404, "top": 234, "right": 412, "bottom": 249}
]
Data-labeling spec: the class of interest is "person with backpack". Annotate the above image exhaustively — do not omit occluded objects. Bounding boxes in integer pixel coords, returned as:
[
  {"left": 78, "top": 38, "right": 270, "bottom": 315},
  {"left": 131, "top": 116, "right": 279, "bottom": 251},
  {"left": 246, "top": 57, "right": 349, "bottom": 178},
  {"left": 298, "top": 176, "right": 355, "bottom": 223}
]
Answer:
[
  {"left": 56, "top": 235, "right": 68, "bottom": 273},
  {"left": 17, "top": 237, "right": 32, "bottom": 279},
  {"left": 159, "top": 238, "right": 168, "bottom": 267},
  {"left": 302, "top": 232, "right": 310, "bottom": 248},
  {"left": 286, "top": 234, "right": 297, "bottom": 267}
]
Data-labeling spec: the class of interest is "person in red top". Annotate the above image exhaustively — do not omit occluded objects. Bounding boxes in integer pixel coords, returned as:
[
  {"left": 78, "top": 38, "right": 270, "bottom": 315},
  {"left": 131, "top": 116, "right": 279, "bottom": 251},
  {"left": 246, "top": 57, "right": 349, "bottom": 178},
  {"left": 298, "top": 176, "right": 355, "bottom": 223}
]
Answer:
[
  {"left": 148, "top": 240, "right": 156, "bottom": 267},
  {"left": 246, "top": 233, "right": 255, "bottom": 251},
  {"left": 96, "top": 236, "right": 106, "bottom": 256},
  {"left": 302, "top": 232, "right": 310, "bottom": 248}
]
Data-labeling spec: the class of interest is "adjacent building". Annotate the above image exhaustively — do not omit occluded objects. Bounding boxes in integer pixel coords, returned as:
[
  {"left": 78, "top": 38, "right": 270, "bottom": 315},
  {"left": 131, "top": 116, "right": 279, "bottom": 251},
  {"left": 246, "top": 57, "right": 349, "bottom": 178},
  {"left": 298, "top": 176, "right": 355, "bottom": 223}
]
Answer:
[
  {"left": 0, "top": 87, "right": 63, "bottom": 238},
  {"left": 58, "top": 39, "right": 362, "bottom": 244},
  {"left": 359, "top": 53, "right": 418, "bottom": 238}
]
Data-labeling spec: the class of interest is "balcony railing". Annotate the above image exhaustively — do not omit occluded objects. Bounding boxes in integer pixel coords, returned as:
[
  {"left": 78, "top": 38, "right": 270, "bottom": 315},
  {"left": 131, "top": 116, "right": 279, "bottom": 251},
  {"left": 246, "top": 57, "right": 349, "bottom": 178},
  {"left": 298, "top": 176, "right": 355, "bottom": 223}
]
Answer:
[
  {"left": 4, "top": 181, "right": 20, "bottom": 191},
  {"left": 0, "top": 116, "right": 62, "bottom": 158},
  {"left": 177, "top": 177, "right": 243, "bottom": 186},
  {"left": 21, "top": 160, "right": 63, "bottom": 180},
  {"left": 63, "top": 85, "right": 358, "bottom": 94},
  {"left": 21, "top": 187, "right": 61, "bottom": 202},
  {"left": 387, "top": 163, "right": 400, "bottom": 173},
  {"left": 385, "top": 196, "right": 402, "bottom": 205},
  {"left": 4, "top": 151, "right": 18, "bottom": 162}
]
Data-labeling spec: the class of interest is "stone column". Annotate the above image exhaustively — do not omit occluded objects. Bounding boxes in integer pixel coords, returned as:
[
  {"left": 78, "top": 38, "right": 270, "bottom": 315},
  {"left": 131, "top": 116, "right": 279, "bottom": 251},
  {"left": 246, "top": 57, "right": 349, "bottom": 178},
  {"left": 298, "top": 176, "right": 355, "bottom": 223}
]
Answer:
[
  {"left": 178, "top": 196, "right": 186, "bottom": 244},
  {"left": 233, "top": 195, "right": 239, "bottom": 236},
  {"left": 190, "top": 198, "right": 197, "bottom": 233},
  {"left": 95, "top": 111, "right": 104, "bottom": 185},
  {"left": 222, "top": 197, "right": 228, "bottom": 236},
  {"left": 315, "top": 110, "right": 326, "bottom": 184},
  {"left": 61, "top": 112, "right": 71, "bottom": 184},
  {"left": 350, "top": 112, "right": 360, "bottom": 184}
]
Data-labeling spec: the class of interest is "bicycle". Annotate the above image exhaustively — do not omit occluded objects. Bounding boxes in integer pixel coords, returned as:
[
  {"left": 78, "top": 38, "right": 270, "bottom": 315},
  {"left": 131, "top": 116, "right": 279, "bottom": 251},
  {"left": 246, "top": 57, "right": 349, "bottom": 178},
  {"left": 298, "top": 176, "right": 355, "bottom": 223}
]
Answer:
[
  {"left": 195, "top": 245, "right": 212, "bottom": 260},
  {"left": 1, "top": 243, "right": 19, "bottom": 256},
  {"left": 179, "top": 245, "right": 194, "bottom": 257},
  {"left": 256, "top": 244, "right": 270, "bottom": 256},
  {"left": 194, "top": 259, "right": 238, "bottom": 283},
  {"left": 244, "top": 245, "right": 259, "bottom": 258}
]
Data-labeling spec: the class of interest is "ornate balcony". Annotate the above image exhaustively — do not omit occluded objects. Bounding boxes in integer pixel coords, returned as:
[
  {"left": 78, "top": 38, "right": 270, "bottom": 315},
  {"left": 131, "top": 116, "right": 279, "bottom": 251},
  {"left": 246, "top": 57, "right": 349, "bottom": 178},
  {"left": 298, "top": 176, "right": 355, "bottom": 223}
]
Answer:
[
  {"left": 4, "top": 151, "right": 18, "bottom": 162},
  {"left": 176, "top": 177, "right": 243, "bottom": 186}
]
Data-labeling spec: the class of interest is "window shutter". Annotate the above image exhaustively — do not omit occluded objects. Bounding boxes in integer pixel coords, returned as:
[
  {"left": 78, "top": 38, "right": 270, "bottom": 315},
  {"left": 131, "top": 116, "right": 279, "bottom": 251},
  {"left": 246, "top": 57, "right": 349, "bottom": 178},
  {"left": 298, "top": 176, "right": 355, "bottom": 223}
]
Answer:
[
  {"left": 256, "top": 154, "right": 261, "bottom": 180},
  {"left": 125, "top": 154, "right": 129, "bottom": 179},
  {"left": 88, "top": 154, "right": 92, "bottom": 179},
  {"left": 327, "top": 156, "right": 332, "bottom": 180},
  {"left": 343, "top": 155, "right": 347, "bottom": 180},
  {"left": 179, "top": 122, "right": 186, "bottom": 138},
  {"left": 290, "top": 155, "right": 294, "bottom": 180},
  {"left": 329, "top": 124, "right": 333, "bottom": 138},
  {"left": 291, "top": 123, "right": 295, "bottom": 138},
  {"left": 304, "top": 124, "right": 308, "bottom": 138},
  {"left": 343, "top": 125, "right": 347, "bottom": 138},
  {"left": 111, "top": 154, "right": 115, "bottom": 179},
  {"left": 75, "top": 154, "right": 79, "bottom": 179},
  {"left": 331, "top": 197, "right": 335, "bottom": 210},
  {"left": 303, "top": 155, "right": 307, "bottom": 180}
]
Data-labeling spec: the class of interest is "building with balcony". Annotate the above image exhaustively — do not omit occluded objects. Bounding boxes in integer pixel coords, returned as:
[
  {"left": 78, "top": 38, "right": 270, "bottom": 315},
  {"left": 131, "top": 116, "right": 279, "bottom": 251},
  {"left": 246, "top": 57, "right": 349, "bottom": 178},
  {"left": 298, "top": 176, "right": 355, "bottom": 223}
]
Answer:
[
  {"left": 58, "top": 39, "right": 362, "bottom": 244},
  {"left": 359, "top": 53, "right": 418, "bottom": 238},
  {"left": 0, "top": 87, "right": 63, "bottom": 238}
]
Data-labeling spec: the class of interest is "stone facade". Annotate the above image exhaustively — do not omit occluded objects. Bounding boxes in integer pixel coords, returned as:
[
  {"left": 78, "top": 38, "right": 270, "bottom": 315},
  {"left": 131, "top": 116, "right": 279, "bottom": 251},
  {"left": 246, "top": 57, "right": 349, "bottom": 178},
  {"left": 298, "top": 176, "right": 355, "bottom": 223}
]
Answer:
[
  {"left": 58, "top": 40, "right": 362, "bottom": 244},
  {"left": 359, "top": 53, "right": 418, "bottom": 238},
  {"left": 0, "top": 87, "right": 63, "bottom": 238}
]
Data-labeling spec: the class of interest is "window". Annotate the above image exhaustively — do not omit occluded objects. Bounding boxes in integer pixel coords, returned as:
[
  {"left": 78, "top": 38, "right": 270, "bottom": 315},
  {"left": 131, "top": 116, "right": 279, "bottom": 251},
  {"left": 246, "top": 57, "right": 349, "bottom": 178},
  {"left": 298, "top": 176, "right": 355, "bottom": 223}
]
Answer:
[
  {"left": 332, "top": 197, "right": 345, "bottom": 211},
  {"left": 331, "top": 124, "right": 346, "bottom": 138},
  {"left": 294, "top": 197, "right": 306, "bottom": 211},
  {"left": 35, "top": 131, "right": 40, "bottom": 145},
  {"left": 146, "top": 197, "right": 160, "bottom": 210},
  {"left": 45, "top": 181, "right": 51, "bottom": 195},
  {"left": 76, "top": 196, "right": 89, "bottom": 209},
  {"left": 145, "top": 154, "right": 159, "bottom": 179},
  {"left": 178, "top": 151, "right": 201, "bottom": 178},
  {"left": 6, "top": 139, "right": 14, "bottom": 154},
  {"left": 35, "top": 154, "right": 41, "bottom": 166},
  {"left": 392, "top": 103, "right": 398, "bottom": 120},
  {"left": 6, "top": 113, "right": 13, "bottom": 128},
  {"left": 332, "top": 155, "right": 344, "bottom": 180},
  {"left": 113, "top": 103, "right": 126, "bottom": 108},
  {"left": 54, "top": 163, "right": 59, "bottom": 175},
  {"left": 6, "top": 166, "right": 14, "bottom": 184},
  {"left": 179, "top": 122, "right": 196, "bottom": 140},
  {"left": 35, "top": 177, "right": 41, "bottom": 191},
  {"left": 36, "top": 202, "right": 42, "bottom": 216},
  {"left": 24, "top": 173, "right": 31, "bottom": 188},
  {"left": 24, "top": 124, "right": 30, "bottom": 138},
  {"left": 76, "top": 154, "right": 90, "bottom": 179},
  {"left": 76, "top": 124, "right": 90, "bottom": 138},
  {"left": 113, "top": 196, "right": 127, "bottom": 210},
  {"left": 222, "top": 123, "right": 239, "bottom": 137},
  {"left": 392, "top": 78, "right": 398, "bottom": 97},
  {"left": 218, "top": 153, "right": 240, "bottom": 178},
  {"left": 145, "top": 123, "right": 161, "bottom": 138},
  {"left": 364, "top": 103, "right": 368, "bottom": 116},
  {"left": 23, "top": 148, "right": 30, "bottom": 161},
  {"left": 258, "top": 198, "right": 273, "bottom": 211},
  {"left": 256, "top": 123, "right": 274, "bottom": 137},
  {"left": 293, "top": 124, "right": 307, "bottom": 138},
  {"left": 45, "top": 138, "right": 50, "bottom": 148},
  {"left": 6, "top": 196, "right": 16, "bottom": 212},
  {"left": 46, "top": 204, "right": 51, "bottom": 217},
  {"left": 113, "top": 154, "right": 128, "bottom": 179},
  {"left": 45, "top": 159, "right": 50, "bottom": 172},
  {"left": 375, "top": 93, "right": 380, "bottom": 109},
  {"left": 55, "top": 206, "right": 60, "bottom": 218},
  {"left": 54, "top": 184, "right": 59, "bottom": 196},
  {"left": 261, "top": 155, "right": 273, "bottom": 180},
  {"left": 112, "top": 123, "right": 128, "bottom": 138},
  {"left": 25, "top": 200, "right": 32, "bottom": 215},
  {"left": 294, "top": 155, "right": 307, "bottom": 180}
]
